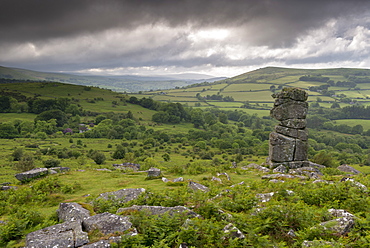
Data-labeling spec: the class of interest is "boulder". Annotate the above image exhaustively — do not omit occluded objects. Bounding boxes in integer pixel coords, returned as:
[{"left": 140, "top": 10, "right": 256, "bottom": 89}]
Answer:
[
  {"left": 241, "top": 163, "right": 270, "bottom": 173},
  {"left": 337, "top": 164, "right": 361, "bottom": 175},
  {"left": 1, "top": 185, "right": 17, "bottom": 190},
  {"left": 173, "top": 177, "right": 184, "bottom": 182},
  {"left": 256, "top": 192, "right": 275, "bottom": 202},
  {"left": 15, "top": 168, "right": 49, "bottom": 181},
  {"left": 49, "top": 166, "right": 70, "bottom": 173},
  {"left": 117, "top": 205, "right": 200, "bottom": 218},
  {"left": 25, "top": 221, "right": 89, "bottom": 248},
  {"left": 147, "top": 167, "right": 161, "bottom": 177},
  {"left": 80, "top": 240, "right": 111, "bottom": 247},
  {"left": 97, "top": 188, "right": 145, "bottom": 203},
  {"left": 222, "top": 223, "right": 245, "bottom": 239},
  {"left": 273, "top": 164, "right": 287, "bottom": 173},
  {"left": 328, "top": 209, "right": 355, "bottom": 219},
  {"left": 217, "top": 172, "right": 230, "bottom": 180},
  {"left": 320, "top": 217, "right": 355, "bottom": 235},
  {"left": 57, "top": 202, "right": 91, "bottom": 222},
  {"left": 82, "top": 212, "right": 132, "bottom": 235},
  {"left": 212, "top": 176, "right": 222, "bottom": 183},
  {"left": 162, "top": 177, "right": 169, "bottom": 182},
  {"left": 302, "top": 240, "right": 340, "bottom": 247},
  {"left": 188, "top": 181, "right": 209, "bottom": 192},
  {"left": 341, "top": 177, "right": 368, "bottom": 191}
]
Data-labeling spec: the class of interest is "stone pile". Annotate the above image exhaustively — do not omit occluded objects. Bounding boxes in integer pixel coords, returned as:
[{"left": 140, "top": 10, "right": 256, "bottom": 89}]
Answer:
[{"left": 268, "top": 88, "right": 309, "bottom": 169}]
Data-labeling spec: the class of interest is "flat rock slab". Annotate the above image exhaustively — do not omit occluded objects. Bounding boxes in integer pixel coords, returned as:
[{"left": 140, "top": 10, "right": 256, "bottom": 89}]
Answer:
[
  {"left": 15, "top": 168, "right": 49, "bottom": 181},
  {"left": 117, "top": 205, "right": 200, "bottom": 218},
  {"left": 57, "top": 202, "right": 91, "bottom": 222},
  {"left": 97, "top": 188, "right": 145, "bottom": 203},
  {"left": 337, "top": 164, "right": 361, "bottom": 174},
  {"left": 188, "top": 181, "right": 209, "bottom": 192},
  {"left": 82, "top": 212, "right": 132, "bottom": 235},
  {"left": 25, "top": 221, "right": 89, "bottom": 248}
]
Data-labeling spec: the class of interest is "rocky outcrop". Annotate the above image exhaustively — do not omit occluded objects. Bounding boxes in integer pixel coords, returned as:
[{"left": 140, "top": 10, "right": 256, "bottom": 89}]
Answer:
[
  {"left": 15, "top": 168, "right": 49, "bottom": 182},
  {"left": 82, "top": 212, "right": 133, "bottom": 235},
  {"left": 117, "top": 205, "right": 200, "bottom": 218},
  {"left": 97, "top": 188, "right": 145, "bottom": 203},
  {"left": 222, "top": 223, "right": 245, "bottom": 239},
  {"left": 57, "top": 202, "right": 91, "bottom": 222},
  {"left": 188, "top": 181, "right": 210, "bottom": 192},
  {"left": 147, "top": 167, "right": 161, "bottom": 178},
  {"left": 337, "top": 164, "right": 361, "bottom": 175},
  {"left": 241, "top": 163, "right": 270, "bottom": 173},
  {"left": 268, "top": 88, "right": 309, "bottom": 169},
  {"left": 25, "top": 221, "right": 89, "bottom": 248}
]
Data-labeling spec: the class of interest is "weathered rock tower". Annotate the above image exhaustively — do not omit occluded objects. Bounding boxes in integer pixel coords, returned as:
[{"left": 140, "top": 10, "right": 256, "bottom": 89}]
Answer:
[{"left": 268, "top": 88, "right": 309, "bottom": 169}]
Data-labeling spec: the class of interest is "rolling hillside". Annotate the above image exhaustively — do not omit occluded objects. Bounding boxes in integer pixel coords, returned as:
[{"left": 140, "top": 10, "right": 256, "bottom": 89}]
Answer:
[
  {"left": 136, "top": 67, "right": 370, "bottom": 114},
  {"left": 0, "top": 66, "right": 225, "bottom": 93}
]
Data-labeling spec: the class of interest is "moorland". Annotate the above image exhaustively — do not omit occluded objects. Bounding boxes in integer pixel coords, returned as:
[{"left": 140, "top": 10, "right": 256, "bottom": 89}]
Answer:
[{"left": 1, "top": 66, "right": 370, "bottom": 247}]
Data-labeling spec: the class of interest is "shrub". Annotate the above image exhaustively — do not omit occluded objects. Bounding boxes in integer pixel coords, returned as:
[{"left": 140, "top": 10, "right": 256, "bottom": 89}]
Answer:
[{"left": 43, "top": 158, "right": 61, "bottom": 168}]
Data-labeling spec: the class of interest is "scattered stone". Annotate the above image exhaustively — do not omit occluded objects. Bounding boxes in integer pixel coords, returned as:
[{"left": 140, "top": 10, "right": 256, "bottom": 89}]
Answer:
[
  {"left": 97, "top": 188, "right": 146, "bottom": 203},
  {"left": 337, "top": 164, "right": 361, "bottom": 175},
  {"left": 1, "top": 186, "right": 17, "bottom": 190},
  {"left": 312, "top": 179, "right": 333, "bottom": 184},
  {"left": 328, "top": 209, "right": 355, "bottom": 219},
  {"left": 341, "top": 177, "right": 368, "bottom": 191},
  {"left": 302, "top": 240, "right": 340, "bottom": 247},
  {"left": 48, "top": 169, "right": 58, "bottom": 174},
  {"left": 162, "top": 177, "right": 169, "bottom": 183},
  {"left": 269, "top": 179, "right": 284, "bottom": 183},
  {"left": 222, "top": 223, "right": 245, "bottom": 239},
  {"left": 230, "top": 181, "right": 245, "bottom": 187},
  {"left": 256, "top": 192, "right": 275, "bottom": 202},
  {"left": 0, "top": 182, "right": 11, "bottom": 185},
  {"left": 273, "top": 165, "right": 287, "bottom": 173},
  {"left": 320, "top": 217, "right": 355, "bottom": 235},
  {"left": 113, "top": 162, "right": 140, "bottom": 171},
  {"left": 217, "top": 172, "right": 231, "bottom": 180},
  {"left": 49, "top": 166, "right": 70, "bottom": 173},
  {"left": 212, "top": 176, "right": 222, "bottom": 183},
  {"left": 287, "top": 229, "right": 296, "bottom": 237},
  {"left": 96, "top": 168, "right": 112, "bottom": 172},
  {"left": 289, "top": 167, "right": 323, "bottom": 179},
  {"left": 179, "top": 243, "right": 189, "bottom": 248},
  {"left": 261, "top": 173, "right": 306, "bottom": 180},
  {"left": 15, "top": 168, "right": 49, "bottom": 181},
  {"left": 82, "top": 212, "right": 132, "bottom": 235},
  {"left": 25, "top": 221, "right": 89, "bottom": 248},
  {"left": 173, "top": 177, "right": 184, "bottom": 182},
  {"left": 117, "top": 205, "right": 200, "bottom": 218},
  {"left": 188, "top": 181, "right": 209, "bottom": 192},
  {"left": 57, "top": 202, "right": 91, "bottom": 223},
  {"left": 307, "top": 161, "right": 325, "bottom": 168},
  {"left": 231, "top": 161, "right": 237, "bottom": 168},
  {"left": 241, "top": 163, "right": 270, "bottom": 173},
  {"left": 80, "top": 240, "right": 111, "bottom": 248},
  {"left": 147, "top": 167, "right": 161, "bottom": 178}
]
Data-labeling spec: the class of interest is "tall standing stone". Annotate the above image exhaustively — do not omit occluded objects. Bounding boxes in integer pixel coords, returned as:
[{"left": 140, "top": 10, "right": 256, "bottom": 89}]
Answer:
[{"left": 268, "top": 88, "right": 309, "bottom": 169}]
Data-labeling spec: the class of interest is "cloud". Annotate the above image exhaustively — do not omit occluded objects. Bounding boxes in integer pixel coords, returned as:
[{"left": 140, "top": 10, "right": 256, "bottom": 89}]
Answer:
[{"left": 2, "top": 0, "right": 370, "bottom": 76}]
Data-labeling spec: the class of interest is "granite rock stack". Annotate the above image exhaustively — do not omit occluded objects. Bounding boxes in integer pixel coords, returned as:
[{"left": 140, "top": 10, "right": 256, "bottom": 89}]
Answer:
[{"left": 268, "top": 88, "right": 309, "bottom": 169}]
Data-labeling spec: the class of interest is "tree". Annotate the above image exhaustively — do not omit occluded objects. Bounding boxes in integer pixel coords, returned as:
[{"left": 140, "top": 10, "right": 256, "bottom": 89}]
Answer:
[
  {"left": 331, "top": 102, "right": 341, "bottom": 108},
  {"left": 92, "top": 151, "right": 106, "bottom": 165},
  {"left": 35, "top": 109, "right": 68, "bottom": 127},
  {"left": 162, "top": 153, "right": 170, "bottom": 162},
  {"left": 190, "top": 109, "right": 205, "bottom": 128},
  {"left": 351, "top": 124, "right": 364, "bottom": 135},
  {"left": 112, "top": 145, "right": 126, "bottom": 159},
  {"left": 0, "top": 123, "right": 18, "bottom": 138}
]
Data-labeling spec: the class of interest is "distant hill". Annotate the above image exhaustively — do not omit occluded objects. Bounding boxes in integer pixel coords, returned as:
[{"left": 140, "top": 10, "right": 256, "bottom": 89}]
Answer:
[
  {"left": 136, "top": 66, "right": 370, "bottom": 114},
  {"left": 0, "top": 66, "right": 227, "bottom": 93}
]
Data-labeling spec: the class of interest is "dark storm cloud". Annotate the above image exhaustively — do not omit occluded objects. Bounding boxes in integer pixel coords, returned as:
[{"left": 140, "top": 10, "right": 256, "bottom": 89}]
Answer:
[
  {"left": 1, "top": 0, "right": 369, "bottom": 46},
  {"left": 1, "top": 0, "right": 370, "bottom": 76}
]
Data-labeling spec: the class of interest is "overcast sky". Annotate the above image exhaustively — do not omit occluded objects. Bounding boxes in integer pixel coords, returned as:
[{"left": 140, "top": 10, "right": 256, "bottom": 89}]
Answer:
[{"left": 1, "top": 0, "right": 370, "bottom": 77}]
